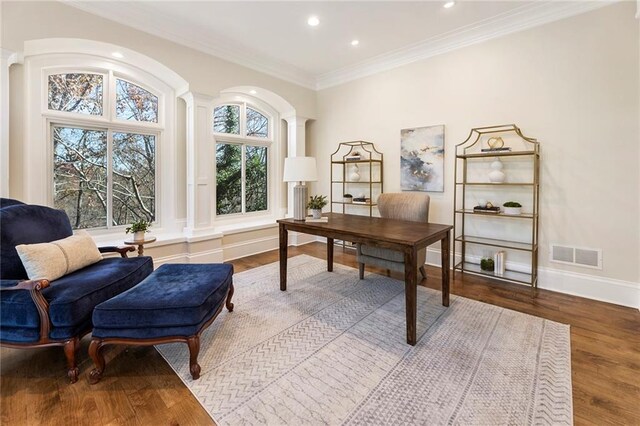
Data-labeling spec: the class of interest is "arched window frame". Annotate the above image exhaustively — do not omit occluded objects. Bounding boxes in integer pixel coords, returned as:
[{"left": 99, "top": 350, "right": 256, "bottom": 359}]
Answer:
[
  {"left": 22, "top": 39, "right": 187, "bottom": 237},
  {"left": 212, "top": 95, "right": 280, "bottom": 223}
]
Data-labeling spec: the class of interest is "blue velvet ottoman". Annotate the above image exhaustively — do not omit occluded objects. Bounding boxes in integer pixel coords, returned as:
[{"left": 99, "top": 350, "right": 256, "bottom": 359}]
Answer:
[{"left": 88, "top": 263, "right": 234, "bottom": 383}]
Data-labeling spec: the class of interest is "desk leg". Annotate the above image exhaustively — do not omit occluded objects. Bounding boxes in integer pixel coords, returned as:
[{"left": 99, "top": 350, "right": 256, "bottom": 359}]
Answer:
[
  {"left": 279, "top": 224, "right": 288, "bottom": 291},
  {"left": 441, "top": 230, "right": 450, "bottom": 307},
  {"left": 327, "top": 238, "right": 334, "bottom": 272},
  {"left": 404, "top": 247, "right": 418, "bottom": 346}
]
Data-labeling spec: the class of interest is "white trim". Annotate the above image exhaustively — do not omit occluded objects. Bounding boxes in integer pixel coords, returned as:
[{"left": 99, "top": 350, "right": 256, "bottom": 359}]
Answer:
[
  {"left": 0, "top": 48, "right": 18, "bottom": 198},
  {"left": 316, "top": 1, "right": 616, "bottom": 89},
  {"left": 64, "top": 1, "right": 616, "bottom": 91},
  {"left": 23, "top": 38, "right": 188, "bottom": 95},
  {"left": 424, "top": 247, "right": 640, "bottom": 310},
  {"left": 223, "top": 235, "right": 279, "bottom": 262}
]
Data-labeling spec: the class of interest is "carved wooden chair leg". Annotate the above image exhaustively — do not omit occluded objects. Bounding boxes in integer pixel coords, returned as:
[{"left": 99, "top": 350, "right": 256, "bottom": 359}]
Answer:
[
  {"left": 88, "top": 339, "right": 106, "bottom": 384},
  {"left": 358, "top": 263, "right": 365, "bottom": 279},
  {"left": 419, "top": 265, "right": 427, "bottom": 279},
  {"left": 63, "top": 337, "right": 80, "bottom": 383},
  {"left": 226, "top": 283, "right": 235, "bottom": 312},
  {"left": 187, "top": 336, "right": 201, "bottom": 380}
]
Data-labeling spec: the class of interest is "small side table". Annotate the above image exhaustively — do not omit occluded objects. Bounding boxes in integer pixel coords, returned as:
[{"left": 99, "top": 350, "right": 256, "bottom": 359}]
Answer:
[{"left": 123, "top": 236, "right": 157, "bottom": 257}]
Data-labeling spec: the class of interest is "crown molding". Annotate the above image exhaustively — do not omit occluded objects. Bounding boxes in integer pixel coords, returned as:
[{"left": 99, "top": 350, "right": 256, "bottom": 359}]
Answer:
[
  {"left": 62, "top": 0, "right": 616, "bottom": 92},
  {"left": 62, "top": 0, "right": 317, "bottom": 90},
  {"left": 315, "top": 0, "right": 617, "bottom": 90}
]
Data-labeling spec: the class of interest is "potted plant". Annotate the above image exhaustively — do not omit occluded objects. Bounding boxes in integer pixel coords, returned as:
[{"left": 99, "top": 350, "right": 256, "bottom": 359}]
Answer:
[
  {"left": 503, "top": 201, "right": 522, "bottom": 215},
  {"left": 307, "top": 195, "right": 328, "bottom": 219},
  {"left": 480, "top": 257, "right": 495, "bottom": 272},
  {"left": 126, "top": 219, "right": 152, "bottom": 241},
  {"left": 343, "top": 193, "right": 353, "bottom": 203}
]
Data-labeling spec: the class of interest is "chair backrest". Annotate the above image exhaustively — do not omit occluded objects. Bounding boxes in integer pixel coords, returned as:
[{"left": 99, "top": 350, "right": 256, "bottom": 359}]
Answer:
[
  {"left": 377, "top": 193, "right": 430, "bottom": 223},
  {"left": 0, "top": 203, "right": 73, "bottom": 280}
]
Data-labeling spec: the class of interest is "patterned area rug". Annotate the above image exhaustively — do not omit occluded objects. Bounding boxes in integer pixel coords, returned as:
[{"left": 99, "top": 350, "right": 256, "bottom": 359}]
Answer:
[{"left": 157, "top": 255, "right": 572, "bottom": 425}]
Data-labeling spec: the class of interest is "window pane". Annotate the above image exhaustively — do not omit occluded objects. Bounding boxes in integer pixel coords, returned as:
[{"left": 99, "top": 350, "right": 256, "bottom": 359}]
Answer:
[
  {"left": 214, "top": 105, "right": 240, "bottom": 135},
  {"left": 53, "top": 126, "right": 107, "bottom": 228},
  {"left": 112, "top": 133, "right": 156, "bottom": 225},
  {"left": 216, "top": 143, "right": 242, "bottom": 215},
  {"left": 116, "top": 79, "right": 159, "bottom": 123},
  {"left": 245, "top": 146, "right": 268, "bottom": 212},
  {"left": 246, "top": 108, "right": 268, "bottom": 138},
  {"left": 48, "top": 73, "right": 103, "bottom": 115}
]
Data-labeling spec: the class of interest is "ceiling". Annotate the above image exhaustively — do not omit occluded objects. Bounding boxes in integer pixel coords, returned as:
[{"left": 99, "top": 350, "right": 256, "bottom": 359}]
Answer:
[{"left": 65, "top": 1, "right": 612, "bottom": 89}]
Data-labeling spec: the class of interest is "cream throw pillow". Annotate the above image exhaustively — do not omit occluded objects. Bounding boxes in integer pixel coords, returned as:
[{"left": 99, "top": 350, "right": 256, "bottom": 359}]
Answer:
[{"left": 16, "top": 230, "right": 103, "bottom": 281}]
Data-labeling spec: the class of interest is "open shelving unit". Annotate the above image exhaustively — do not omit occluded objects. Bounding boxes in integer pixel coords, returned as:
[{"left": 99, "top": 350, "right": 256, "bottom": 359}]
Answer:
[
  {"left": 330, "top": 141, "right": 384, "bottom": 249},
  {"left": 330, "top": 141, "right": 384, "bottom": 216},
  {"left": 453, "top": 124, "right": 540, "bottom": 288}
]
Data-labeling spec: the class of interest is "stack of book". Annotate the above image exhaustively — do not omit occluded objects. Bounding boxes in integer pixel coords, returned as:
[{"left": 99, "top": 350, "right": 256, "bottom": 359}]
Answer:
[
  {"left": 345, "top": 155, "right": 361, "bottom": 161},
  {"left": 480, "top": 147, "right": 512, "bottom": 153},
  {"left": 352, "top": 198, "right": 370, "bottom": 205},
  {"left": 473, "top": 206, "right": 500, "bottom": 213},
  {"left": 494, "top": 251, "right": 506, "bottom": 275}
]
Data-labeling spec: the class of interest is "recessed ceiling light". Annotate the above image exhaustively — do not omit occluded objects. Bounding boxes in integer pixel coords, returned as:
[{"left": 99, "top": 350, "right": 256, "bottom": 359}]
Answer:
[
  {"left": 249, "top": 90, "right": 257, "bottom": 95},
  {"left": 443, "top": 1, "right": 455, "bottom": 8},
  {"left": 111, "top": 52, "right": 124, "bottom": 58},
  {"left": 351, "top": 40, "right": 360, "bottom": 46},
  {"left": 307, "top": 16, "right": 320, "bottom": 26}
]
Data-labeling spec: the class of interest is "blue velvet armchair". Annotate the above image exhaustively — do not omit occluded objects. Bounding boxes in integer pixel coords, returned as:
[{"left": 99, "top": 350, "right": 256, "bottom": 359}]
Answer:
[{"left": 0, "top": 198, "right": 154, "bottom": 383}]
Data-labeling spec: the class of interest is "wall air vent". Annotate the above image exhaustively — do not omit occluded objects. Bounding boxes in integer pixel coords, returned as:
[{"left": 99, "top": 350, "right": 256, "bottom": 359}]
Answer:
[{"left": 550, "top": 244, "right": 602, "bottom": 270}]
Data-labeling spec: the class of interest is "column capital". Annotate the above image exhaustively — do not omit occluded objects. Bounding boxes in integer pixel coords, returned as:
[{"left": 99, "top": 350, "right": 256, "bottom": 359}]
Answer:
[
  {"left": 180, "top": 91, "right": 215, "bottom": 106},
  {"left": 282, "top": 114, "right": 310, "bottom": 125}
]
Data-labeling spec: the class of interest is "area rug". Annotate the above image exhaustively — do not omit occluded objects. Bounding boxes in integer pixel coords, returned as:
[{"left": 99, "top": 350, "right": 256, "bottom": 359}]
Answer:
[{"left": 157, "top": 255, "right": 572, "bottom": 425}]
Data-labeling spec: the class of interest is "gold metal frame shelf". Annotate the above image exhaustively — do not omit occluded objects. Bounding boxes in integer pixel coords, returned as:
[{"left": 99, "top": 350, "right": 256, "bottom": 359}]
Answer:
[
  {"left": 331, "top": 141, "right": 384, "bottom": 249},
  {"left": 453, "top": 124, "right": 540, "bottom": 288}
]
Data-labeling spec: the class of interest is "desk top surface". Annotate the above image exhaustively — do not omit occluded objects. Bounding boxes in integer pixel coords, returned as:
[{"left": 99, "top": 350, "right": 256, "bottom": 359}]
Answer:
[{"left": 278, "top": 213, "right": 451, "bottom": 248}]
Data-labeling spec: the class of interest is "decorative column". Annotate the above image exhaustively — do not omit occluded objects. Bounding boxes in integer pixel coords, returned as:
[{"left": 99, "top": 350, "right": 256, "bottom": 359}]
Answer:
[
  {"left": 0, "top": 48, "right": 18, "bottom": 198},
  {"left": 181, "top": 92, "right": 216, "bottom": 237},
  {"left": 282, "top": 115, "right": 308, "bottom": 218}
]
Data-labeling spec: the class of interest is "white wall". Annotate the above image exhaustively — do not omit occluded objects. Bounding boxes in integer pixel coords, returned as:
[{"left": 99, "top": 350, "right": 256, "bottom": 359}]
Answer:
[{"left": 311, "top": 3, "right": 640, "bottom": 306}]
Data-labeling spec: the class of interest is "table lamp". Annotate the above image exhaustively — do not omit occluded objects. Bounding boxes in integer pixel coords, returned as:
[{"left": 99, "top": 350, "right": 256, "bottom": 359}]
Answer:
[{"left": 283, "top": 156, "right": 318, "bottom": 221}]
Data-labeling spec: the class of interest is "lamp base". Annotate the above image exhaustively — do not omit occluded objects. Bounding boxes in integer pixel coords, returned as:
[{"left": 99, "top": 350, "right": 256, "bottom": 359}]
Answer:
[{"left": 293, "top": 184, "right": 308, "bottom": 221}]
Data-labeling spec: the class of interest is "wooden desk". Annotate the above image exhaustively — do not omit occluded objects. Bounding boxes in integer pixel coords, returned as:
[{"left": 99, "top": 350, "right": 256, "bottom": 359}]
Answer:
[{"left": 277, "top": 212, "right": 452, "bottom": 345}]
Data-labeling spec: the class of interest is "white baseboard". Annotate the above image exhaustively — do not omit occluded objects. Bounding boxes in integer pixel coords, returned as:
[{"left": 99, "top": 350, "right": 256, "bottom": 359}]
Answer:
[
  {"left": 289, "top": 232, "right": 322, "bottom": 246},
  {"left": 223, "top": 235, "right": 279, "bottom": 261},
  {"left": 153, "top": 253, "right": 189, "bottom": 267},
  {"left": 425, "top": 247, "right": 640, "bottom": 310}
]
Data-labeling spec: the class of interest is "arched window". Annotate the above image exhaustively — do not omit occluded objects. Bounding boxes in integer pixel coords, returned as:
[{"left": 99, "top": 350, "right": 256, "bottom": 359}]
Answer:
[
  {"left": 213, "top": 102, "right": 272, "bottom": 216},
  {"left": 47, "top": 71, "right": 160, "bottom": 229}
]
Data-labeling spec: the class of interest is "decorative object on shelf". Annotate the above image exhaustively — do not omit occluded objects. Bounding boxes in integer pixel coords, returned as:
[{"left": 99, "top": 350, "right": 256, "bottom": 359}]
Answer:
[
  {"left": 453, "top": 124, "right": 540, "bottom": 289},
  {"left": 480, "top": 256, "right": 495, "bottom": 272},
  {"left": 350, "top": 164, "right": 361, "bottom": 182},
  {"left": 307, "top": 195, "right": 328, "bottom": 219},
  {"left": 473, "top": 202, "right": 500, "bottom": 213},
  {"left": 488, "top": 157, "right": 506, "bottom": 183},
  {"left": 284, "top": 156, "right": 318, "bottom": 221},
  {"left": 400, "top": 125, "right": 445, "bottom": 192},
  {"left": 494, "top": 251, "right": 506, "bottom": 276},
  {"left": 125, "top": 219, "right": 152, "bottom": 242},
  {"left": 345, "top": 151, "right": 361, "bottom": 161},
  {"left": 487, "top": 136, "right": 504, "bottom": 149},
  {"left": 343, "top": 193, "right": 353, "bottom": 203},
  {"left": 503, "top": 201, "right": 522, "bottom": 215}
]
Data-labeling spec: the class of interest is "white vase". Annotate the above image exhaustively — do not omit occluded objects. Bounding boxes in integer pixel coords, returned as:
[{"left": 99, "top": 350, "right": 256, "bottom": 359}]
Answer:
[
  {"left": 133, "top": 231, "right": 145, "bottom": 241},
  {"left": 343, "top": 197, "right": 353, "bottom": 203},
  {"left": 311, "top": 209, "right": 322, "bottom": 219},
  {"left": 503, "top": 207, "right": 522, "bottom": 215},
  {"left": 488, "top": 158, "right": 506, "bottom": 183},
  {"left": 350, "top": 165, "right": 360, "bottom": 182}
]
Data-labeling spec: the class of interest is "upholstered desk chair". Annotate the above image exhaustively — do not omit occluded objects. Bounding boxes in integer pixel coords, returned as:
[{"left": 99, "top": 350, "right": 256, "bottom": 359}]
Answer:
[{"left": 356, "top": 193, "right": 430, "bottom": 279}]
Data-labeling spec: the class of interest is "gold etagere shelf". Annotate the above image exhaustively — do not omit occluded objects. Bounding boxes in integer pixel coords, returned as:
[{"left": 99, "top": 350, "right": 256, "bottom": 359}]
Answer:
[
  {"left": 453, "top": 124, "right": 540, "bottom": 288},
  {"left": 330, "top": 141, "right": 384, "bottom": 249}
]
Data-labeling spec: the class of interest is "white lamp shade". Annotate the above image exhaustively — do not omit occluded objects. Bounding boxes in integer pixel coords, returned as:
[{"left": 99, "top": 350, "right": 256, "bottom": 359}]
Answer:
[{"left": 283, "top": 157, "right": 318, "bottom": 182}]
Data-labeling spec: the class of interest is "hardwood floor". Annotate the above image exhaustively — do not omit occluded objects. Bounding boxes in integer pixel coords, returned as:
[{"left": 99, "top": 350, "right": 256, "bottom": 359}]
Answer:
[{"left": 2, "top": 242, "right": 639, "bottom": 425}]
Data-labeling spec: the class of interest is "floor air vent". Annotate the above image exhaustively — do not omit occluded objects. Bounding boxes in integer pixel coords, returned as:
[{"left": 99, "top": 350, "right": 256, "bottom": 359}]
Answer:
[{"left": 550, "top": 244, "right": 602, "bottom": 269}]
